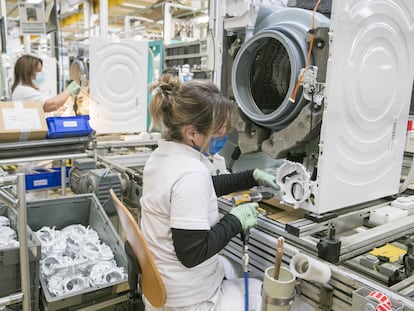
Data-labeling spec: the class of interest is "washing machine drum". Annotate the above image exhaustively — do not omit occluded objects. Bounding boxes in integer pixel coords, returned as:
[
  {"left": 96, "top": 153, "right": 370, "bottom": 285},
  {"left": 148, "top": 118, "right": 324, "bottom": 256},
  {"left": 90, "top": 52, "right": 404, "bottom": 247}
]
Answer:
[
  {"left": 231, "top": 7, "right": 329, "bottom": 130},
  {"left": 232, "top": 27, "right": 308, "bottom": 130}
]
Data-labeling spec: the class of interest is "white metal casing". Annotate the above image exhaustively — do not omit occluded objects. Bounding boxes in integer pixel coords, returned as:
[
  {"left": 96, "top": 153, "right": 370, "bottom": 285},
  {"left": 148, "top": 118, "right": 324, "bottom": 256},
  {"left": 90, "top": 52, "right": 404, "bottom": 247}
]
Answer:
[
  {"left": 313, "top": 0, "right": 414, "bottom": 214},
  {"left": 89, "top": 37, "right": 148, "bottom": 134}
]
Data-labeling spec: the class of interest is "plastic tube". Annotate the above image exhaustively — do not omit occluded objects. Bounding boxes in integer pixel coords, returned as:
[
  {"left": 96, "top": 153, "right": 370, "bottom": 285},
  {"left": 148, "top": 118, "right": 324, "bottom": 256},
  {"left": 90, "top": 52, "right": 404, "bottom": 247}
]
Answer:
[{"left": 290, "top": 253, "right": 331, "bottom": 284}]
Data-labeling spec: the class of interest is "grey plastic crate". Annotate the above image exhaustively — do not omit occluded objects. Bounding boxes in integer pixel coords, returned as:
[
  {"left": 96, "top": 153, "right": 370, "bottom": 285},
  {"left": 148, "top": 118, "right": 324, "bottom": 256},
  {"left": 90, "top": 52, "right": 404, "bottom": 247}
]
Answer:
[
  {"left": 26, "top": 194, "right": 129, "bottom": 311},
  {"left": 0, "top": 204, "right": 41, "bottom": 311}
]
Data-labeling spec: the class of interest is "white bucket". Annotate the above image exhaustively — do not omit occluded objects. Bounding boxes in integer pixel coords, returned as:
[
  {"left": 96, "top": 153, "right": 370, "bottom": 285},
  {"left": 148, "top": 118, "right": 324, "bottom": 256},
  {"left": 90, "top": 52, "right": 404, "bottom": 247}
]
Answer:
[{"left": 261, "top": 266, "right": 296, "bottom": 311}]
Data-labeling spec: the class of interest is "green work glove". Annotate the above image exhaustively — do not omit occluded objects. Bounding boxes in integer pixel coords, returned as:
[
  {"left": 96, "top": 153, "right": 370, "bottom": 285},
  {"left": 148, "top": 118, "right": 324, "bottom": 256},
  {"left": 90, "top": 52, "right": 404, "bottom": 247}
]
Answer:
[
  {"left": 253, "top": 169, "right": 280, "bottom": 191},
  {"left": 66, "top": 81, "right": 80, "bottom": 96},
  {"left": 229, "top": 202, "right": 259, "bottom": 231}
]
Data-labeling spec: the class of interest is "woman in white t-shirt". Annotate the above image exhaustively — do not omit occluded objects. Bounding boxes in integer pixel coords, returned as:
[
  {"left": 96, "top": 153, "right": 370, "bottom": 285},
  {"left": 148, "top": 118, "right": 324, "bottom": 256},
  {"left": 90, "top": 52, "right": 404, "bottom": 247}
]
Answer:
[
  {"left": 10, "top": 54, "right": 81, "bottom": 174},
  {"left": 140, "top": 73, "right": 280, "bottom": 311},
  {"left": 11, "top": 54, "right": 80, "bottom": 112}
]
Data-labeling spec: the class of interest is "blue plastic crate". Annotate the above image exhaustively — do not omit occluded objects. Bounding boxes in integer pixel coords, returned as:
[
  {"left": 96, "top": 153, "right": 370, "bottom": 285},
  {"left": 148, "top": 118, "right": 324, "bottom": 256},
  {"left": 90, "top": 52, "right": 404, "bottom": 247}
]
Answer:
[
  {"left": 46, "top": 115, "right": 93, "bottom": 138},
  {"left": 25, "top": 166, "right": 71, "bottom": 191}
]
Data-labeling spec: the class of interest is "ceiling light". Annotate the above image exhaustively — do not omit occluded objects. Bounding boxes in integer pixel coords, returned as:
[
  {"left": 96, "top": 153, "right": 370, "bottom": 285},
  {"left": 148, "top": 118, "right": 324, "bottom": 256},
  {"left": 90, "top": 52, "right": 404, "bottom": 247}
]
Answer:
[
  {"left": 26, "top": 0, "right": 44, "bottom": 3},
  {"left": 121, "top": 3, "right": 146, "bottom": 9},
  {"left": 130, "top": 16, "right": 153, "bottom": 23},
  {"left": 195, "top": 15, "right": 209, "bottom": 24}
]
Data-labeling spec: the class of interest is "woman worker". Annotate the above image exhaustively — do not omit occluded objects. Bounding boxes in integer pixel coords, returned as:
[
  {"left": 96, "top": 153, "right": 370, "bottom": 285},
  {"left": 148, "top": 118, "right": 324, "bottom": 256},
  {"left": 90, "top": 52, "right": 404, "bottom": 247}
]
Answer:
[
  {"left": 140, "top": 73, "right": 280, "bottom": 311},
  {"left": 11, "top": 54, "right": 80, "bottom": 113}
]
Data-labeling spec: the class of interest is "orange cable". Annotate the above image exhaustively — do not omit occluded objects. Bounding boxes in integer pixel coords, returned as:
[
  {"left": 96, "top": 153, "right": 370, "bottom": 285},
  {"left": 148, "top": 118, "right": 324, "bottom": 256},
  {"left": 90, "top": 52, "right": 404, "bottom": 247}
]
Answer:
[{"left": 289, "top": 0, "right": 322, "bottom": 103}]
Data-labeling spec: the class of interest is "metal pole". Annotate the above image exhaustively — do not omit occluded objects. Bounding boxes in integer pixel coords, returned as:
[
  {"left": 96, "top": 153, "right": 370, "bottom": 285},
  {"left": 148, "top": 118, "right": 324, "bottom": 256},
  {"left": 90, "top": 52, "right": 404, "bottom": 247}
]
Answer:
[
  {"left": 24, "top": 35, "right": 31, "bottom": 53},
  {"left": 83, "top": 0, "right": 90, "bottom": 38},
  {"left": 0, "top": 175, "right": 18, "bottom": 185},
  {"left": 61, "top": 159, "right": 66, "bottom": 196},
  {"left": 124, "top": 16, "right": 131, "bottom": 39},
  {"left": 0, "top": 0, "right": 7, "bottom": 39},
  {"left": 100, "top": 0, "right": 108, "bottom": 36},
  {"left": 51, "top": 0, "right": 62, "bottom": 91},
  {"left": 0, "top": 0, "right": 7, "bottom": 48},
  {"left": 0, "top": 293, "right": 24, "bottom": 308},
  {"left": 16, "top": 173, "right": 31, "bottom": 311},
  {"left": 163, "top": 3, "right": 172, "bottom": 45}
]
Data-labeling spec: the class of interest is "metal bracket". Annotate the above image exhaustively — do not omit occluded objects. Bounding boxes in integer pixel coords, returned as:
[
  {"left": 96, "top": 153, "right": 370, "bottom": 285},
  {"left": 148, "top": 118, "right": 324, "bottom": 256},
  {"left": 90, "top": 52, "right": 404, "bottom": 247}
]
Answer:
[{"left": 319, "top": 284, "right": 334, "bottom": 311}]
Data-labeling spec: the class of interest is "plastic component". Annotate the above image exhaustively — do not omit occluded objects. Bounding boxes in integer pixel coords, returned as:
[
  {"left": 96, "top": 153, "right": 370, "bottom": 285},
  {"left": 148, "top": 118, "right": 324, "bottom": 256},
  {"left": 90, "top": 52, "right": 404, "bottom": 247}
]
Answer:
[
  {"left": 276, "top": 161, "right": 311, "bottom": 208},
  {"left": 290, "top": 253, "right": 331, "bottom": 284},
  {"left": 369, "top": 206, "right": 409, "bottom": 226},
  {"left": 0, "top": 205, "right": 41, "bottom": 311},
  {"left": 390, "top": 196, "right": 414, "bottom": 210},
  {"left": 26, "top": 194, "right": 128, "bottom": 310}
]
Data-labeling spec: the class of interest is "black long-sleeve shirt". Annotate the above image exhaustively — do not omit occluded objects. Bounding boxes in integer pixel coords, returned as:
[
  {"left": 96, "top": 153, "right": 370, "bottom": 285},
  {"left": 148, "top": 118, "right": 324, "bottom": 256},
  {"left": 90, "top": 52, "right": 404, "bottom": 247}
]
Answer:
[{"left": 172, "top": 170, "right": 258, "bottom": 268}]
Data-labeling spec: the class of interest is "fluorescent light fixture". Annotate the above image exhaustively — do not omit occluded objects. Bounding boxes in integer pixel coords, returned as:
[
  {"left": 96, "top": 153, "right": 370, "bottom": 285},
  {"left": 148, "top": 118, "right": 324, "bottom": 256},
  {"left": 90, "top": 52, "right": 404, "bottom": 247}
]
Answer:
[
  {"left": 121, "top": 3, "right": 146, "bottom": 9},
  {"left": 26, "top": 0, "right": 44, "bottom": 3},
  {"left": 130, "top": 16, "right": 153, "bottom": 23},
  {"left": 195, "top": 15, "right": 209, "bottom": 24}
]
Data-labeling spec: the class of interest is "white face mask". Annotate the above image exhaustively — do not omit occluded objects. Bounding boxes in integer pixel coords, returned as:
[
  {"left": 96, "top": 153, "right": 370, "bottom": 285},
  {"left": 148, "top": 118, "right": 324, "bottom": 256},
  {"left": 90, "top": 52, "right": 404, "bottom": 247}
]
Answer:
[{"left": 33, "top": 71, "right": 45, "bottom": 85}]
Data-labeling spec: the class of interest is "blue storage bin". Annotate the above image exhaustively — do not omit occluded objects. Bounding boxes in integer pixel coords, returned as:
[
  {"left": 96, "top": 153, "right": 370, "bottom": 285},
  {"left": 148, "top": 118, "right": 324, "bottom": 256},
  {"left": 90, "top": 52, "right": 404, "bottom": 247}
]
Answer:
[
  {"left": 46, "top": 115, "right": 93, "bottom": 138},
  {"left": 25, "top": 166, "right": 71, "bottom": 191}
]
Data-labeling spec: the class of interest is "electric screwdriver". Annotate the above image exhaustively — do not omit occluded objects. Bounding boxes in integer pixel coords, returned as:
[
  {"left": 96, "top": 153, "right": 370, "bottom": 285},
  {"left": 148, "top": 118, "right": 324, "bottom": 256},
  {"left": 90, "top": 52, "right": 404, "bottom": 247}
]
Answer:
[{"left": 230, "top": 191, "right": 274, "bottom": 206}]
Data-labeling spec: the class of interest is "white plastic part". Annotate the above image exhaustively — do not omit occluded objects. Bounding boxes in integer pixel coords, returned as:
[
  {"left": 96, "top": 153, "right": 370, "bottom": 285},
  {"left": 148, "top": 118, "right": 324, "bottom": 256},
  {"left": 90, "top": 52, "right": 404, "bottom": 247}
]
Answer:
[
  {"left": 276, "top": 161, "right": 311, "bottom": 208},
  {"left": 369, "top": 206, "right": 409, "bottom": 226},
  {"left": 89, "top": 37, "right": 148, "bottom": 134},
  {"left": 312, "top": 0, "right": 414, "bottom": 214},
  {"left": 290, "top": 253, "right": 331, "bottom": 284},
  {"left": 212, "top": 153, "right": 230, "bottom": 176},
  {"left": 0, "top": 216, "right": 10, "bottom": 226},
  {"left": 390, "top": 197, "right": 414, "bottom": 210}
]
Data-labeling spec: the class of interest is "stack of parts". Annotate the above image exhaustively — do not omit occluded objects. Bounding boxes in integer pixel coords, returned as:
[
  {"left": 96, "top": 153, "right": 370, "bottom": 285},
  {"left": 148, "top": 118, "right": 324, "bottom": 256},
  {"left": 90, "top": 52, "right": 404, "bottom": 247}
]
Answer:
[
  {"left": 36, "top": 224, "right": 126, "bottom": 297},
  {"left": 0, "top": 215, "right": 19, "bottom": 248}
]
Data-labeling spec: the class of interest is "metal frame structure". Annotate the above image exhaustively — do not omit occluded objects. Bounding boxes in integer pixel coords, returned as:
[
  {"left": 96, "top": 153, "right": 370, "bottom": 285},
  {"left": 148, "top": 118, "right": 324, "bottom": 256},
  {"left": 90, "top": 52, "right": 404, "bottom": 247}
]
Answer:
[
  {"left": 0, "top": 173, "right": 30, "bottom": 311},
  {"left": 219, "top": 196, "right": 414, "bottom": 310}
]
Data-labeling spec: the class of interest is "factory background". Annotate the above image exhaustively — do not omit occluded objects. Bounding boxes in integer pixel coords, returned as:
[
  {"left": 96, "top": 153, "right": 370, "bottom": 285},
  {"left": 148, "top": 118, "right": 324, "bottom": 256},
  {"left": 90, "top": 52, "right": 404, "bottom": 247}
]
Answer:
[{"left": 1, "top": 0, "right": 414, "bottom": 310}]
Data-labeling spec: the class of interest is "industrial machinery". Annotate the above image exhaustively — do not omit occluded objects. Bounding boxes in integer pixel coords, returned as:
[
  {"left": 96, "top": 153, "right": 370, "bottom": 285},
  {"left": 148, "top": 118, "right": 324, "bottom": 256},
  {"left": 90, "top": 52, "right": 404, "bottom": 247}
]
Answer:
[
  {"left": 214, "top": 0, "right": 414, "bottom": 310},
  {"left": 69, "top": 133, "right": 159, "bottom": 211}
]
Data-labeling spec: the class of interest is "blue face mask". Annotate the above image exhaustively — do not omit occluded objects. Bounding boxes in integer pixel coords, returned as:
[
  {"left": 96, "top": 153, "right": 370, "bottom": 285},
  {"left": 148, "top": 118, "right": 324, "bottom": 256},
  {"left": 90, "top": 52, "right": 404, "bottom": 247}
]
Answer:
[
  {"left": 33, "top": 72, "right": 45, "bottom": 85},
  {"left": 208, "top": 135, "right": 229, "bottom": 155}
]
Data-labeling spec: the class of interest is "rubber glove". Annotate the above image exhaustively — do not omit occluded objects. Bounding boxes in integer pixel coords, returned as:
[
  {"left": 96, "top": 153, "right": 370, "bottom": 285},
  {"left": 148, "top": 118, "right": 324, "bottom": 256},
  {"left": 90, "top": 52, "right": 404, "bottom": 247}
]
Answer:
[
  {"left": 253, "top": 169, "right": 280, "bottom": 191},
  {"left": 229, "top": 202, "right": 259, "bottom": 231},
  {"left": 66, "top": 81, "right": 80, "bottom": 96}
]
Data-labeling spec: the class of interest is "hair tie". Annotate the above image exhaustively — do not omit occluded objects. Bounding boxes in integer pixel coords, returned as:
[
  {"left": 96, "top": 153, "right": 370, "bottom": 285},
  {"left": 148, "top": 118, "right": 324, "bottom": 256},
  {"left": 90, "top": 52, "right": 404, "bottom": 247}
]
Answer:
[{"left": 152, "top": 86, "right": 162, "bottom": 96}]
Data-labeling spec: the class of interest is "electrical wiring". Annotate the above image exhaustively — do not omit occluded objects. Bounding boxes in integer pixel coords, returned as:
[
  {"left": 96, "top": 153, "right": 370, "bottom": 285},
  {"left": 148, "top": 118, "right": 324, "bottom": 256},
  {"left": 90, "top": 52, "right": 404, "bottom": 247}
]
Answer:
[{"left": 289, "top": 0, "right": 322, "bottom": 103}]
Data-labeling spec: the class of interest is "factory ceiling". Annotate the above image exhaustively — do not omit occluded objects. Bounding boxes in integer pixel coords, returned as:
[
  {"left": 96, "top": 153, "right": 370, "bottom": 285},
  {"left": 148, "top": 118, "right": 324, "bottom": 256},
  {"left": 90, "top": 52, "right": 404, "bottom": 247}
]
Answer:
[{"left": 1, "top": 0, "right": 208, "bottom": 42}]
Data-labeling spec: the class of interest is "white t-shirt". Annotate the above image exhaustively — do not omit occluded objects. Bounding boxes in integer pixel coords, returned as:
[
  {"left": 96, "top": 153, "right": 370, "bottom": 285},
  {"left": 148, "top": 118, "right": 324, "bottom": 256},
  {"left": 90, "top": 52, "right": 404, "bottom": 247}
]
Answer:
[
  {"left": 140, "top": 140, "right": 224, "bottom": 307},
  {"left": 12, "top": 84, "right": 48, "bottom": 105},
  {"left": 12, "top": 84, "right": 51, "bottom": 171}
]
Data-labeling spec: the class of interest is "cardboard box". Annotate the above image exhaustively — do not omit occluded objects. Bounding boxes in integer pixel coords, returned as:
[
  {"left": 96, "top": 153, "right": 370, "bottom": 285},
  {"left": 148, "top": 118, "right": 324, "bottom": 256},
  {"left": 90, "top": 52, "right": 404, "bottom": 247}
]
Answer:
[{"left": 0, "top": 101, "right": 48, "bottom": 142}]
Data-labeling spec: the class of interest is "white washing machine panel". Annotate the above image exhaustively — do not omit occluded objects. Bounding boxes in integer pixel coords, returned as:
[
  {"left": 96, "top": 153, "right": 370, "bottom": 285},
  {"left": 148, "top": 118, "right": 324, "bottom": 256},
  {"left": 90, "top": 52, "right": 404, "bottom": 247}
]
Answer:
[
  {"left": 89, "top": 37, "right": 148, "bottom": 134},
  {"left": 314, "top": 0, "right": 414, "bottom": 213}
]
